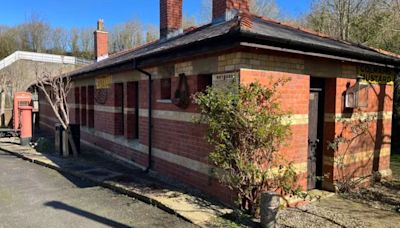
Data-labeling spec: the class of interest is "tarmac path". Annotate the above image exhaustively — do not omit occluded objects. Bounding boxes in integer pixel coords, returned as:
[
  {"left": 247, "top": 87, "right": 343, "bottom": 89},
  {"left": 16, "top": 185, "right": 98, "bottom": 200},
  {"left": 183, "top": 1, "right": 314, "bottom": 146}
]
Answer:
[{"left": 0, "top": 150, "right": 196, "bottom": 228}]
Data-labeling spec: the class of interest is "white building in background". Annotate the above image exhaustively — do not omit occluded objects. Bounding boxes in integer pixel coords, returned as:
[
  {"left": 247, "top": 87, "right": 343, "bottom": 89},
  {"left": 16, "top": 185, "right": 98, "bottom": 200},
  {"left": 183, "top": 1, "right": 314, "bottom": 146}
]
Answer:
[{"left": 0, "top": 51, "right": 92, "bottom": 127}]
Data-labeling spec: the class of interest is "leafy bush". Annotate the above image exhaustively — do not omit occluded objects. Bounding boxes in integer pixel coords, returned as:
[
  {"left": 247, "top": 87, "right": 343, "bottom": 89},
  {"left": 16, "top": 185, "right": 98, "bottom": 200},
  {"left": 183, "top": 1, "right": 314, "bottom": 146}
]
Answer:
[{"left": 193, "top": 81, "right": 302, "bottom": 215}]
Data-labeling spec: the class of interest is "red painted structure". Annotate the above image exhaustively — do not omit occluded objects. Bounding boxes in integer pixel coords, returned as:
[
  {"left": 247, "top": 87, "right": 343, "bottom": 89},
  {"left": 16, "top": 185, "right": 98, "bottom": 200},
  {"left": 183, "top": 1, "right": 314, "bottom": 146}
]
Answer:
[
  {"left": 13, "top": 92, "right": 33, "bottom": 130},
  {"left": 19, "top": 106, "right": 33, "bottom": 145},
  {"left": 0, "top": 91, "right": 35, "bottom": 145}
]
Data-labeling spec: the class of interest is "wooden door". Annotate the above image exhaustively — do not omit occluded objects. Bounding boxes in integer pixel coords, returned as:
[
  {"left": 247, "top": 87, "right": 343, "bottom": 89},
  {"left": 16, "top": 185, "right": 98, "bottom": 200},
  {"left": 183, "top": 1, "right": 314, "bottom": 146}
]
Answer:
[{"left": 308, "top": 91, "right": 320, "bottom": 190}]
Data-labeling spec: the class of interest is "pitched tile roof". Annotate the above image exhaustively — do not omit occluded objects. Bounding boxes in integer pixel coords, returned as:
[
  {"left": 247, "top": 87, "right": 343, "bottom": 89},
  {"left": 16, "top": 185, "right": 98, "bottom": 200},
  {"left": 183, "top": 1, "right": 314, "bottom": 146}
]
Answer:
[{"left": 68, "top": 14, "right": 400, "bottom": 78}]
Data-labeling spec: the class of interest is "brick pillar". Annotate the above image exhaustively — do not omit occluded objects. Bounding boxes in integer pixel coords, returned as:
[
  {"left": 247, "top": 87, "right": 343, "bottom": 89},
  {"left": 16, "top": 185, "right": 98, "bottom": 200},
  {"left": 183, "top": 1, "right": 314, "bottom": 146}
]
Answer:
[
  {"left": 160, "top": 0, "right": 182, "bottom": 39},
  {"left": 212, "top": 0, "right": 249, "bottom": 21}
]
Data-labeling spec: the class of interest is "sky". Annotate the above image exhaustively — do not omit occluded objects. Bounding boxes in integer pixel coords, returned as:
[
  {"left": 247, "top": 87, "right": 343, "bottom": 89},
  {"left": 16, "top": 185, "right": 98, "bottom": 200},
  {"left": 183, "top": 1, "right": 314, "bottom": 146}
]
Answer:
[{"left": 0, "top": 0, "right": 312, "bottom": 29}]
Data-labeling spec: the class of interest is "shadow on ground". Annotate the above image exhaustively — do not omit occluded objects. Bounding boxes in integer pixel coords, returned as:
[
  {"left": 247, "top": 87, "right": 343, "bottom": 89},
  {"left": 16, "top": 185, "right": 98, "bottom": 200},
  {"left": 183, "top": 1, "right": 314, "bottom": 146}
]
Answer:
[{"left": 44, "top": 201, "right": 132, "bottom": 228}]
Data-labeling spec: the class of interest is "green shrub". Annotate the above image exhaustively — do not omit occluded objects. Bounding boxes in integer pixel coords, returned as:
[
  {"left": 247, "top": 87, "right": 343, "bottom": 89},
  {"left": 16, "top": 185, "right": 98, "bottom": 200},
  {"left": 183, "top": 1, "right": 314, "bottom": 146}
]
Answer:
[{"left": 193, "top": 81, "right": 302, "bottom": 215}]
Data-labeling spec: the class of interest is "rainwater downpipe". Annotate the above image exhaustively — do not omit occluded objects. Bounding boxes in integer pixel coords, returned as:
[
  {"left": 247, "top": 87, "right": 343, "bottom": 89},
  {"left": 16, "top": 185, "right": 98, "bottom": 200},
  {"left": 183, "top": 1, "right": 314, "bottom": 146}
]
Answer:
[{"left": 134, "top": 61, "right": 153, "bottom": 172}]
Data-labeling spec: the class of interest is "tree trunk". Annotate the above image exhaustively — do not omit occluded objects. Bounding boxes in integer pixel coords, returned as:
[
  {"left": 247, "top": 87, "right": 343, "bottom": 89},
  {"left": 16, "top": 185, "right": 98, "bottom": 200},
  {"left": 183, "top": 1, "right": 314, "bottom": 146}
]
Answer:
[{"left": 0, "top": 92, "right": 5, "bottom": 127}]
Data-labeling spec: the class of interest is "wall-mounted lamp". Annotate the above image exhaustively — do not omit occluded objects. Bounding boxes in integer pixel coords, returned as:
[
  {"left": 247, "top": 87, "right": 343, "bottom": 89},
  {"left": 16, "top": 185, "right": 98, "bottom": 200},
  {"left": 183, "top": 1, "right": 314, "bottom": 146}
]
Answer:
[{"left": 345, "top": 76, "right": 369, "bottom": 108}]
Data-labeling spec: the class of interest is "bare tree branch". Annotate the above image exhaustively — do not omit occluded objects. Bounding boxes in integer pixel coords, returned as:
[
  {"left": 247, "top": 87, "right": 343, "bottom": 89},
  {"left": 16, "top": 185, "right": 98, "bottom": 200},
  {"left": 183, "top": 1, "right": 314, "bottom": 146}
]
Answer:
[
  {"left": 35, "top": 63, "right": 78, "bottom": 156},
  {"left": 34, "top": 64, "right": 72, "bottom": 130}
]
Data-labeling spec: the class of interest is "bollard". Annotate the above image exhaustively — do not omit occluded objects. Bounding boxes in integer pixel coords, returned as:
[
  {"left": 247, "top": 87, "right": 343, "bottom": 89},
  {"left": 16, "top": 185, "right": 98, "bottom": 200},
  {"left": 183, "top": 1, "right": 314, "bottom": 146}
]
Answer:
[
  {"left": 62, "top": 130, "right": 69, "bottom": 157},
  {"left": 19, "top": 106, "right": 33, "bottom": 146},
  {"left": 54, "top": 124, "right": 63, "bottom": 155},
  {"left": 260, "top": 192, "right": 280, "bottom": 228}
]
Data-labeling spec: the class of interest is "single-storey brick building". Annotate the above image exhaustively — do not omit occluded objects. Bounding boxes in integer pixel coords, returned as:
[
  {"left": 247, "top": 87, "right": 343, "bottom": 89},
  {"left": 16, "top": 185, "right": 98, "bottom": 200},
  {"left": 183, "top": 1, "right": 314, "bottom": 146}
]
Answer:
[{"left": 38, "top": 0, "right": 400, "bottom": 204}]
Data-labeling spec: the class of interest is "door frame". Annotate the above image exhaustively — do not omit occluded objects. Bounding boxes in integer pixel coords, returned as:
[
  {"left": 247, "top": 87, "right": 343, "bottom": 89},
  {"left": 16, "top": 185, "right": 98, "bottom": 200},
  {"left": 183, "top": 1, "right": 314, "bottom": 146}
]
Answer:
[{"left": 308, "top": 77, "right": 325, "bottom": 189}]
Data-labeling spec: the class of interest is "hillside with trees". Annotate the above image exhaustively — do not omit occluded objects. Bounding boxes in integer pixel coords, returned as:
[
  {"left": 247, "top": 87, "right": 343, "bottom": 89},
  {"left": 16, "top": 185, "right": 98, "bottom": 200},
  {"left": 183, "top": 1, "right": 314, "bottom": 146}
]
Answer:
[
  {"left": 0, "top": 14, "right": 159, "bottom": 60},
  {"left": 303, "top": 0, "right": 400, "bottom": 55}
]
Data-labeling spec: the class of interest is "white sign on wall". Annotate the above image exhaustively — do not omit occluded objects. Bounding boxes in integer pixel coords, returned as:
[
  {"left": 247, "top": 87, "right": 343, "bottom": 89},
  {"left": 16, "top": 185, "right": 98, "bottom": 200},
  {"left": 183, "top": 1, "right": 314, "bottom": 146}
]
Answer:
[{"left": 212, "top": 72, "right": 239, "bottom": 88}]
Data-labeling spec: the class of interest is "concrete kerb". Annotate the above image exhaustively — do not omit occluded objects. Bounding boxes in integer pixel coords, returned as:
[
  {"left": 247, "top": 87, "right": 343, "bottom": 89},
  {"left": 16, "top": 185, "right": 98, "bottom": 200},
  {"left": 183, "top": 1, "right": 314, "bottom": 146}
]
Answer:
[{"left": 0, "top": 146, "right": 198, "bottom": 226}]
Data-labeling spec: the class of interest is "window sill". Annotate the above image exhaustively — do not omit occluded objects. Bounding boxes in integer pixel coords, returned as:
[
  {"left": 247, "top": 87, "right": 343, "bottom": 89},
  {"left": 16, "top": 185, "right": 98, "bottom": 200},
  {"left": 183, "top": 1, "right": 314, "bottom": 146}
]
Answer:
[{"left": 157, "top": 99, "right": 172, "bottom": 104}]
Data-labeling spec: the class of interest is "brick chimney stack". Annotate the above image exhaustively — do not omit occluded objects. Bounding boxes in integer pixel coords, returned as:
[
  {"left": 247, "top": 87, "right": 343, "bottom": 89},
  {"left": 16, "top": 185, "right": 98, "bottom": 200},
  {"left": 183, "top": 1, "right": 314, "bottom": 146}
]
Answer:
[
  {"left": 94, "top": 19, "right": 108, "bottom": 62},
  {"left": 212, "top": 0, "right": 249, "bottom": 22},
  {"left": 160, "top": 0, "right": 183, "bottom": 40}
]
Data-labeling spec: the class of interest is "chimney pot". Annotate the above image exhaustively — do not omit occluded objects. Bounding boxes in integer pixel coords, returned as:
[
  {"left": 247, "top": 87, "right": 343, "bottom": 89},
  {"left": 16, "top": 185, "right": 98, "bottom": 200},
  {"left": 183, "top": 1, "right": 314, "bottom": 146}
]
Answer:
[{"left": 97, "top": 19, "right": 105, "bottom": 31}]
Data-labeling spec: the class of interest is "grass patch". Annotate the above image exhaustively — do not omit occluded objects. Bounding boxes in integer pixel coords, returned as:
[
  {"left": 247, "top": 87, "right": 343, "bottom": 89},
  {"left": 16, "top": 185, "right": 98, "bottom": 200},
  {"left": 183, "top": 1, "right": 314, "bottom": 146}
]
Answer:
[
  {"left": 391, "top": 119, "right": 400, "bottom": 180},
  {"left": 391, "top": 153, "right": 400, "bottom": 180},
  {"left": 211, "top": 211, "right": 259, "bottom": 228}
]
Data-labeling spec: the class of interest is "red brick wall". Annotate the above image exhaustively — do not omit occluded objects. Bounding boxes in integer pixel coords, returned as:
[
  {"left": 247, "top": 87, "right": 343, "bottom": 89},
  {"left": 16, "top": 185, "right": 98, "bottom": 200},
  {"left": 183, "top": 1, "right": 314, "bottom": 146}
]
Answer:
[
  {"left": 138, "top": 75, "right": 213, "bottom": 162},
  {"left": 240, "top": 69, "right": 310, "bottom": 190},
  {"left": 322, "top": 78, "right": 393, "bottom": 189},
  {"left": 84, "top": 83, "right": 123, "bottom": 135},
  {"left": 139, "top": 117, "right": 213, "bottom": 163},
  {"left": 139, "top": 75, "right": 209, "bottom": 112}
]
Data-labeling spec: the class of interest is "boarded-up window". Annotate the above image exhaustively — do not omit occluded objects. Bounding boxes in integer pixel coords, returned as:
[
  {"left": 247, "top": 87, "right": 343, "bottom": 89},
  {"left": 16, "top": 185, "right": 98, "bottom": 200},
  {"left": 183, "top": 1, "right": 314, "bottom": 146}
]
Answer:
[
  {"left": 160, "top": 78, "right": 171, "bottom": 99},
  {"left": 87, "top": 86, "right": 95, "bottom": 128},
  {"left": 197, "top": 74, "right": 212, "bottom": 92},
  {"left": 127, "top": 82, "right": 139, "bottom": 139},
  {"left": 74, "top": 87, "right": 80, "bottom": 124},
  {"left": 114, "top": 83, "right": 124, "bottom": 135},
  {"left": 80, "top": 86, "right": 87, "bottom": 126}
]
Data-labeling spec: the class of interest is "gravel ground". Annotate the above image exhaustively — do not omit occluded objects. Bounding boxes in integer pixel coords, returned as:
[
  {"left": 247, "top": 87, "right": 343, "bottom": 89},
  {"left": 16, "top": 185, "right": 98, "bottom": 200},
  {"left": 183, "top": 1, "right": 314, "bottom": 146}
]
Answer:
[
  {"left": 276, "top": 203, "right": 369, "bottom": 228},
  {"left": 275, "top": 156, "right": 400, "bottom": 228},
  {"left": 342, "top": 180, "right": 400, "bottom": 213},
  {"left": 275, "top": 179, "right": 400, "bottom": 228}
]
